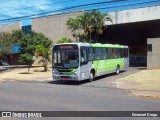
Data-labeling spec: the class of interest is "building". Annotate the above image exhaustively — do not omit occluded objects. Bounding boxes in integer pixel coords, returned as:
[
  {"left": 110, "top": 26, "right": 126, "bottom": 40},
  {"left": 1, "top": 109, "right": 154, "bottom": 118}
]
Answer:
[
  {"left": 32, "top": 11, "right": 83, "bottom": 44},
  {"left": 0, "top": 6, "right": 160, "bottom": 68},
  {"left": 99, "top": 5, "right": 160, "bottom": 68},
  {"left": 0, "top": 22, "right": 21, "bottom": 33}
]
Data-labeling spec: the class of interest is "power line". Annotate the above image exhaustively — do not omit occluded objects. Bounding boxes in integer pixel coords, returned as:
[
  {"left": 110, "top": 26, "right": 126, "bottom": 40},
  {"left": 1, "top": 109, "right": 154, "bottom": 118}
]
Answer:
[
  {"left": 0, "top": 0, "right": 158, "bottom": 21},
  {"left": 0, "top": 0, "right": 75, "bottom": 13},
  {"left": 0, "top": 0, "right": 138, "bottom": 21},
  {"left": 1, "top": 0, "right": 159, "bottom": 23},
  {"left": 86, "top": 0, "right": 160, "bottom": 11},
  {"left": 0, "top": 0, "right": 160, "bottom": 25}
]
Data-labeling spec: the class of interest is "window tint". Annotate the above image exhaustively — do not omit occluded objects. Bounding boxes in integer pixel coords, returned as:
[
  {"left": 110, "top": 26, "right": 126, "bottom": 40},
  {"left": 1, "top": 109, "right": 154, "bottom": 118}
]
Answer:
[
  {"left": 102, "top": 48, "right": 106, "bottom": 59},
  {"left": 92, "top": 48, "right": 106, "bottom": 60},
  {"left": 108, "top": 48, "right": 115, "bottom": 59},
  {"left": 89, "top": 48, "right": 94, "bottom": 60},
  {"left": 96, "top": 48, "right": 101, "bottom": 60},
  {"left": 121, "top": 48, "right": 128, "bottom": 58},
  {"left": 115, "top": 49, "right": 121, "bottom": 58},
  {"left": 80, "top": 47, "right": 88, "bottom": 65},
  {"left": 22, "top": 25, "right": 31, "bottom": 34},
  {"left": 88, "top": 47, "right": 128, "bottom": 60}
]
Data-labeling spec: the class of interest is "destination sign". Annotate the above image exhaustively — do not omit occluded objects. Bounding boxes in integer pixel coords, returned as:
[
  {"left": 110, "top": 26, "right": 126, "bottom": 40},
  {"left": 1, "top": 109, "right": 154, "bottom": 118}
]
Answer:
[
  {"left": 60, "top": 45, "right": 73, "bottom": 49},
  {"left": 53, "top": 44, "right": 78, "bottom": 50}
]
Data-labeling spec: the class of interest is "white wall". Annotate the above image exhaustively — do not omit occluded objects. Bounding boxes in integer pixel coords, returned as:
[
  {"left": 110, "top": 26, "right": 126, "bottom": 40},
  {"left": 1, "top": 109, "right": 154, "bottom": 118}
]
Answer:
[{"left": 107, "top": 5, "right": 160, "bottom": 25}]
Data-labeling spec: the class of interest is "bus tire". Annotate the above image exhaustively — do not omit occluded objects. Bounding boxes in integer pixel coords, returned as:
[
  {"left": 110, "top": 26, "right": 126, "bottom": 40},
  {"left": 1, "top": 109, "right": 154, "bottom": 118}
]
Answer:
[
  {"left": 116, "top": 65, "right": 120, "bottom": 75},
  {"left": 89, "top": 71, "right": 94, "bottom": 82}
]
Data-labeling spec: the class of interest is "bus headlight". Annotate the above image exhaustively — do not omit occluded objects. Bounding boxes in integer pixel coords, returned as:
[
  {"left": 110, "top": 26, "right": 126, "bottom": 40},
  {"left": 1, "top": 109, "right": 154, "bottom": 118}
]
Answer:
[
  {"left": 53, "top": 69, "right": 58, "bottom": 74},
  {"left": 73, "top": 72, "right": 77, "bottom": 75}
]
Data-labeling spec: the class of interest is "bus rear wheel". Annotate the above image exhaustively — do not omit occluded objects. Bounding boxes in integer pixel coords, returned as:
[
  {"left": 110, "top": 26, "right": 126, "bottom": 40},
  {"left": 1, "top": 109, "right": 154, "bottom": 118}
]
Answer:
[
  {"left": 89, "top": 72, "right": 94, "bottom": 82},
  {"left": 116, "top": 66, "right": 120, "bottom": 75}
]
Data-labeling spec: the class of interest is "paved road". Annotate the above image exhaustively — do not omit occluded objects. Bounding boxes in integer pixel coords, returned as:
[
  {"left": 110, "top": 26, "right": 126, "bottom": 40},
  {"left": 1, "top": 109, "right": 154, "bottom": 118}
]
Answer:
[{"left": 0, "top": 67, "right": 159, "bottom": 120}]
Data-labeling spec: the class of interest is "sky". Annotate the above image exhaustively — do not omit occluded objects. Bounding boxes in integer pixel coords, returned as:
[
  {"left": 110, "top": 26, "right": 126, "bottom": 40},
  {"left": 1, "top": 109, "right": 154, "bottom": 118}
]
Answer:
[{"left": 0, "top": 0, "right": 160, "bottom": 26}]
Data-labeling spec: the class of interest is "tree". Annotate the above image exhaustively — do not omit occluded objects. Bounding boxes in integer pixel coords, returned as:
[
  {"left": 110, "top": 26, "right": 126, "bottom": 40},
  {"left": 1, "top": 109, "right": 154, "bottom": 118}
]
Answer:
[
  {"left": 11, "top": 29, "right": 24, "bottom": 44},
  {"left": 18, "top": 31, "right": 52, "bottom": 72},
  {"left": 0, "top": 32, "right": 12, "bottom": 59},
  {"left": 56, "top": 37, "right": 72, "bottom": 43},
  {"left": 67, "top": 10, "right": 112, "bottom": 43},
  {"left": 35, "top": 45, "right": 52, "bottom": 72},
  {"left": 91, "top": 10, "right": 112, "bottom": 42},
  {"left": 0, "top": 30, "right": 24, "bottom": 59},
  {"left": 19, "top": 53, "right": 34, "bottom": 73},
  {"left": 67, "top": 18, "right": 81, "bottom": 42}
]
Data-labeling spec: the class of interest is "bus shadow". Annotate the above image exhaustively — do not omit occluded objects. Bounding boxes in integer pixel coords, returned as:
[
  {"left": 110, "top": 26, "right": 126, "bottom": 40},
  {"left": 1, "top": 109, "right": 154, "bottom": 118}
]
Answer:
[
  {"left": 48, "top": 71, "right": 126, "bottom": 86},
  {"left": 48, "top": 80, "right": 89, "bottom": 86},
  {"left": 94, "top": 70, "right": 126, "bottom": 81}
]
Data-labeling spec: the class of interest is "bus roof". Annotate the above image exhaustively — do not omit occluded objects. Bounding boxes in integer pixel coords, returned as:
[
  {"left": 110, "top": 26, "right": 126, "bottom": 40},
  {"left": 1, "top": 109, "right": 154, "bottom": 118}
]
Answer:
[
  {"left": 54, "top": 43, "right": 128, "bottom": 48},
  {"left": 91, "top": 43, "right": 127, "bottom": 48}
]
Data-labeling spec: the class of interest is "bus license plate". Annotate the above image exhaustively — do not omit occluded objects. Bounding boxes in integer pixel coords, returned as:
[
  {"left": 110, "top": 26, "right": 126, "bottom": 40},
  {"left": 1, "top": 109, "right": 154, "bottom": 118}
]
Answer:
[{"left": 62, "top": 78, "right": 68, "bottom": 80}]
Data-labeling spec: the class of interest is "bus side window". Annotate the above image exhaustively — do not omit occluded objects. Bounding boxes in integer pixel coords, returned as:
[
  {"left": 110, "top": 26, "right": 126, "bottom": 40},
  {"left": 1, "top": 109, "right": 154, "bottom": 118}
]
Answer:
[
  {"left": 119, "top": 49, "right": 123, "bottom": 58},
  {"left": 81, "top": 48, "right": 88, "bottom": 65},
  {"left": 124, "top": 48, "right": 129, "bottom": 58},
  {"left": 116, "top": 49, "right": 121, "bottom": 58},
  {"left": 114, "top": 48, "right": 122, "bottom": 58},
  {"left": 120, "top": 48, "right": 128, "bottom": 58},
  {"left": 102, "top": 48, "right": 106, "bottom": 59},
  {"left": 106, "top": 48, "right": 108, "bottom": 59},
  {"left": 108, "top": 48, "right": 113, "bottom": 59},
  {"left": 89, "top": 48, "right": 94, "bottom": 61},
  {"left": 97, "top": 48, "right": 101, "bottom": 60}
]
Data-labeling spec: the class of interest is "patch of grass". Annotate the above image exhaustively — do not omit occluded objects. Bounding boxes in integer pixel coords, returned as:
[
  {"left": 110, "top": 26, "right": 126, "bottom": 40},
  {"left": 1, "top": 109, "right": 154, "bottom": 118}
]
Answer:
[{"left": 116, "top": 69, "right": 160, "bottom": 91}]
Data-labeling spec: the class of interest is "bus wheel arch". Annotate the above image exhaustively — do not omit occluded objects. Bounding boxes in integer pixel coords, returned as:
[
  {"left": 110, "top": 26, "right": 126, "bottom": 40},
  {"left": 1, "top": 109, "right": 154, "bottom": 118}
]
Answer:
[
  {"left": 89, "top": 69, "right": 95, "bottom": 82},
  {"left": 116, "top": 65, "right": 120, "bottom": 75}
]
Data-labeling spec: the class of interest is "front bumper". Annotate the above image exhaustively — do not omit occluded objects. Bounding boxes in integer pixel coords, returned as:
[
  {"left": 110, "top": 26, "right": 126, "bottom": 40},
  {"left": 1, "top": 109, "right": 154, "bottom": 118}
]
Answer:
[{"left": 53, "top": 74, "right": 79, "bottom": 81}]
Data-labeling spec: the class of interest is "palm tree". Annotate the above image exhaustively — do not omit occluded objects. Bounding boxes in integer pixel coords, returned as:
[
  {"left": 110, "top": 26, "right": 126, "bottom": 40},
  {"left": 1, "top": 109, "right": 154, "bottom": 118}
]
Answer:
[
  {"left": 94, "top": 11, "right": 112, "bottom": 42},
  {"left": 66, "top": 10, "right": 112, "bottom": 43},
  {"left": 67, "top": 17, "right": 81, "bottom": 42},
  {"left": 83, "top": 10, "right": 112, "bottom": 43},
  {"left": 56, "top": 37, "right": 72, "bottom": 43},
  {"left": 35, "top": 45, "right": 52, "bottom": 72}
]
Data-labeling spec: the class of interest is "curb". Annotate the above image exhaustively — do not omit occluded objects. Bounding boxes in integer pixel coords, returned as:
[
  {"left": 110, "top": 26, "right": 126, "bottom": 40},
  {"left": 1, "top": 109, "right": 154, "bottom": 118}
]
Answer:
[
  {"left": 129, "top": 90, "right": 160, "bottom": 99},
  {"left": 132, "top": 93, "right": 160, "bottom": 99}
]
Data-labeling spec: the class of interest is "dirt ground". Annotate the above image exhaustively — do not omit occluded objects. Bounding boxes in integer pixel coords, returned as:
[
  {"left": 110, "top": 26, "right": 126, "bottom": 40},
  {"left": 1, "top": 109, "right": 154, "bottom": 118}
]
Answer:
[
  {"left": 0, "top": 66, "right": 52, "bottom": 82},
  {"left": 115, "top": 68, "right": 160, "bottom": 99}
]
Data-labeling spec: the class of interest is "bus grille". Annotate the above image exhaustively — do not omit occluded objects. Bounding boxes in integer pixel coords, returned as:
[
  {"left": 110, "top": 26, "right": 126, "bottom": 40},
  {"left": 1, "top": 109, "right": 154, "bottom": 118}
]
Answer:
[
  {"left": 57, "top": 69, "right": 72, "bottom": 72},
  {"left": 60, "top": 76, "right": 69, "bottom": 79}
]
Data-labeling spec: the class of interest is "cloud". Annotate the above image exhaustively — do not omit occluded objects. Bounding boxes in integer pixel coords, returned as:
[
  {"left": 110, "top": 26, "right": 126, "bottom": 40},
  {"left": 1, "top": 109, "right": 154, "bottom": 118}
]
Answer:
[{"left": 0, "top": 0, "right": 63, "bottom": 20}]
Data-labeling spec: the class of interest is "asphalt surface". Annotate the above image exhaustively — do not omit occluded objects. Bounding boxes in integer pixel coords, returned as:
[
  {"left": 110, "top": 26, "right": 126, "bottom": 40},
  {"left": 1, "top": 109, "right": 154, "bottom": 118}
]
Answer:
[{"left": 0, "top": 67, "right": 160, "bottom": 120}]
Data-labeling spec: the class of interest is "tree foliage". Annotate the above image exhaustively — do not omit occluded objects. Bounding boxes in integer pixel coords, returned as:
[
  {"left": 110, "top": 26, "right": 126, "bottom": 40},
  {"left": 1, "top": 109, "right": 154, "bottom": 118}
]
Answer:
[
  {"left": 18, "top": 31, "right": 52, "bottom": 72},
  {"left": 67, "top": 18, "right": 81, "bottom": 42},
  {"left": 18, "top": 31, "right": 52, "bottom": 54},
  {"left": 67, "top": 10, "right": 112, "bottom": 43},
  {"left": 0, "top": 30, "right": 24, "bottom": 59},
  {"left": 11, "top": 29, "right": 24, "bottom": 44},
  {"left": 19, "top": 53, "right": 34, "bottom": 73},
  {"left": 35, "top": 45, "right": 52, "bottom": 72},
  {"left": 0, "top": 32, "right": 12, "bottom": 58},
  {"left": 56, "top": 37, "right": 72, "bottom": 43}
]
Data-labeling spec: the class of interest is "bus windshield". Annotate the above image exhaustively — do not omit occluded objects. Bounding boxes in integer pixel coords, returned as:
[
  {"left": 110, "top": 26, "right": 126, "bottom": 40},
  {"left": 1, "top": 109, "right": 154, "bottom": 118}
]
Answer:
[{"left": 53, "top": 50, "right": 79, "bottom": 68}]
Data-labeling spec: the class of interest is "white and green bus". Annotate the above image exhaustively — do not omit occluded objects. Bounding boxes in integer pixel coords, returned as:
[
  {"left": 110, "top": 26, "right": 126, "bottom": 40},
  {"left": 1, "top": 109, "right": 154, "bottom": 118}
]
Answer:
[{"left": 52, "top": 43, "right": 129, "bottom": 81}]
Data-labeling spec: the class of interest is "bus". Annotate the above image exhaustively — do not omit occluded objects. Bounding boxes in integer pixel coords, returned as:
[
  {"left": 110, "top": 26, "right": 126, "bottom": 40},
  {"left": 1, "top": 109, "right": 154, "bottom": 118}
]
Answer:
[{"left": 52, "top": 43, "right": 129, "bottom": 82}]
